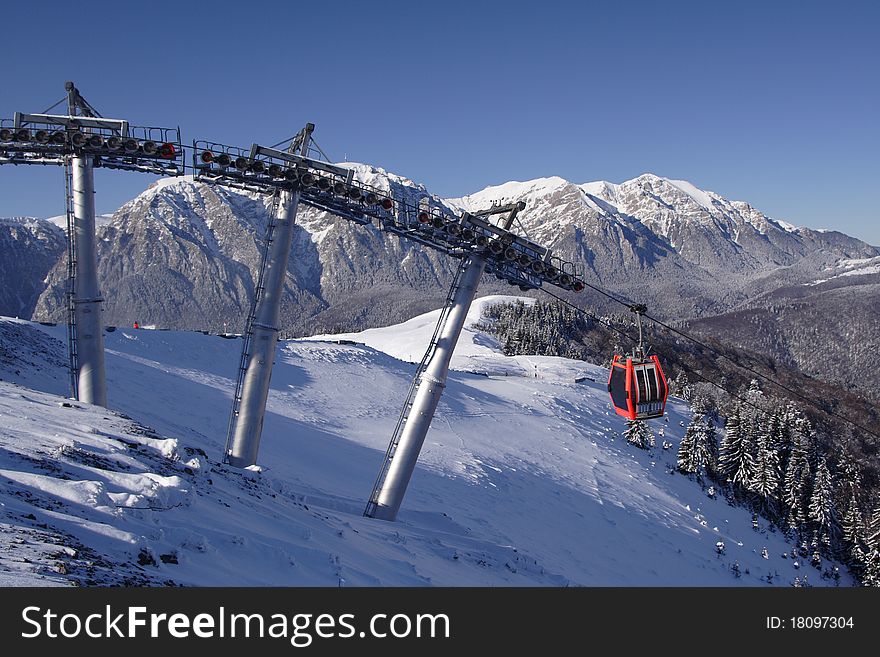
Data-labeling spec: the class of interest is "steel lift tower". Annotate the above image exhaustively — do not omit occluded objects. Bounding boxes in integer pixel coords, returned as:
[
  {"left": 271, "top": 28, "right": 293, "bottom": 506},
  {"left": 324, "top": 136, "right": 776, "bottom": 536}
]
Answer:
[
  {"left": 209, "top": 125, "right": 316, "bottom": 468},
  {"left": 0, "top": 82, "right": 183, "bottom": 406},
  {"left": 196, "top": 131, "right": 395, "bottom": 469},
  {"left": 367, "top": 203, "right": 523, "bottom": 520},
  {"left": 193, "top": 133, "right": 586, "bottom": 516}
]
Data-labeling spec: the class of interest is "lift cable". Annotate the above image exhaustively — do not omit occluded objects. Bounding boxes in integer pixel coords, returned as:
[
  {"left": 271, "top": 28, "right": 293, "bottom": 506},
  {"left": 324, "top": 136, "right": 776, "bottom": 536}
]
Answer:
[
  {"left": 538, "top": 285, "right": 880, "bottom": 439},
  {"left": 539, "top": 287, "right": 770, "bottom": 417}
]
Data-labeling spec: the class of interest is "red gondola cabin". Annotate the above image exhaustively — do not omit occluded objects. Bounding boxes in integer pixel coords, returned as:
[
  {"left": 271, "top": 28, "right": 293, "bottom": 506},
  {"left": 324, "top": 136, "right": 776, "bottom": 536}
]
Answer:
[{"left": 607, "top": 354, "right": 668, "bottom": 420}]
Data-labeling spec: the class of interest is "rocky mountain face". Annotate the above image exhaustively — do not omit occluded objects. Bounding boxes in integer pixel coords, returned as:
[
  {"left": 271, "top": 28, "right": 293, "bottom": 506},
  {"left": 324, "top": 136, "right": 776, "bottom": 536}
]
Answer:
[
  {"left": 0, "top": 217, "right": 65, "bottom": 319},
  {"left": 31, "top": 170, "right": 468, "bottom": 335},
  {"left": 451, "top": 174, "right": 878, "bottom": 317}
]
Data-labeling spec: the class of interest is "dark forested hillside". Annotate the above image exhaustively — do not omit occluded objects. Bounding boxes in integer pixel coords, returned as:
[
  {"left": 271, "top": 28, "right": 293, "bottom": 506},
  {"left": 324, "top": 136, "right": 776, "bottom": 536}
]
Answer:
[{"left": 685, "top": 274, "right": 880, "bottom": 401}]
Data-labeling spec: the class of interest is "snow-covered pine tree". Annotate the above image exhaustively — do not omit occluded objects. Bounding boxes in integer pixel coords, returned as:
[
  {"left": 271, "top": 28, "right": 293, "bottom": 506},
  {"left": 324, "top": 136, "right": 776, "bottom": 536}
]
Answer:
[
  {"left": 841, "top": 488, "right": 863, "bottom": 549},
  {"left": 745, "top": 379, "right": 764, "bottom": 402},
  {"left": 734, "top": 422, "right": 757, "bottom": 492},
  {"left": 677, "top": 417, "right": 698, "bottom": 474},
  {"left": 718, "top": 404, "right": 743, "bottom": 481},
  {"left": 678, "top": 412, "right": 718, "bottom": 480},
  {"left": 702, "top": 417, "right": 719, "bottom": 479},
  {"left": 869, "top": 501, "right": 880, "bottom": 550},
  {"left": 624, "top": 419, "right": 654, "bottom": 450},
  {"left": 767, "top": 409, "right": 784, "bottom": 451},
  {"left": 771, "top": 404, "right": 798, "bottom": 451},
  {"left": 671, "top": 371, "right": 692, "bottom": 402},
  {"left": 769, "top": 406, "right": 794, "bottom": 505},
  {"left": 808, "top": 457, "right": 834, "bottom": 549},
  {"left": 832, "top": 454, "right": 867, "bottom": 577},
  {"left": 864, "top": 547, "right": 880, "bottom": 587},
  {"left": 783, "top": 417, "right": 814, "bottom": 535},
  {"left": 863, "top": 502, "right": 880, "bottom": 585},
  {"left": 690, "top": 392, "right": 709, "bottom": 415},
  {"left": 719, "top": 402, "right": 756, "bottom": 491},
  {"left": 750, "top": 425, "right": 780, "bottom": 515}
]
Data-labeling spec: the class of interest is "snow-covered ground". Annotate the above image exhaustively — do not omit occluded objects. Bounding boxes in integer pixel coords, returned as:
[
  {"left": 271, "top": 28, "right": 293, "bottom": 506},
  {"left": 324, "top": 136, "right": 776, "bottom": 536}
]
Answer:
[
  {"left": 0, "top": 297, "right": 849, "bottom": 586},
  {"left": 806, "top": 256, "right": 880, "bottom": 285},
  {"left": 44, "top": 213, "right": 115, "bottom": 230}
]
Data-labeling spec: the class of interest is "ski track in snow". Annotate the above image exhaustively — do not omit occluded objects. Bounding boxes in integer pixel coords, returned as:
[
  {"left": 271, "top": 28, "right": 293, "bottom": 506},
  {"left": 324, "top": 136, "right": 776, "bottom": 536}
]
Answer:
[{"left": 0, "top": 298, "right": 850, "bottom": 587}]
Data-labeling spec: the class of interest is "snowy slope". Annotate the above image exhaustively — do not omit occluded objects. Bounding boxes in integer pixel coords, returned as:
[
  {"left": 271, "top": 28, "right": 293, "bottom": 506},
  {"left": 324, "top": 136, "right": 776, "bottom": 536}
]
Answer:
[
  {"left": 308, "top": 295, "right": 533, "bottom": 369},
  {"left": 807, "top": 256, "right": 880, "bottom": 285},
  {"left": 0, "top": 303, "right": 849, "bottom": 587},
  {"left": 45, "top": 213, "right": 115, "bottom": 230}
]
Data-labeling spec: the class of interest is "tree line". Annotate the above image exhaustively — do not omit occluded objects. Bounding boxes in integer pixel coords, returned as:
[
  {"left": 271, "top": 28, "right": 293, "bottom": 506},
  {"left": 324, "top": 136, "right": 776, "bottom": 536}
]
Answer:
[{"left": 672, "top": 379, "right": 879, "bottom": 585}]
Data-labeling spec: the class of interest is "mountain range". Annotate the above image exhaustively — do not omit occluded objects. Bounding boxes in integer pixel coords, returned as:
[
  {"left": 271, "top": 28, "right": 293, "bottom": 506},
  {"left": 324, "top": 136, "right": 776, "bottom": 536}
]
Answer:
[{"left": 1, "top": 168, "right": 878, "bottom": 399}]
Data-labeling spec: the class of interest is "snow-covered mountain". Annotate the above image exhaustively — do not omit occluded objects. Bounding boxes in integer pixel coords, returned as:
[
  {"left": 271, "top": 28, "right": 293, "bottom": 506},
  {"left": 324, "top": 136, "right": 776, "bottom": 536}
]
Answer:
[
  {"left": 32, "top": 171, "right": 460, "bottom": 335},
  {"left": 451, "top": 173, "right": 877, "bottom": 315},
  {"left": 21, "top": 169, "right": 877, "bottom": 336},
  {"left": 43, "top": 213, "right": 115, "bottom": 230},
  {"left": 0, "top": 298, "right": 849, "bottom": 586},
  {"left": 0, "top": 217, "right": 65, "bottom": 319}
]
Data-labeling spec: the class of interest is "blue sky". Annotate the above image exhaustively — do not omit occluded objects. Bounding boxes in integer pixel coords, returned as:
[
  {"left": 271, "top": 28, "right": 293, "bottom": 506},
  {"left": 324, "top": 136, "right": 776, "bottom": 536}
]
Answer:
[{"left": 2, "top": 0, "right": 878, "bottom": 244}]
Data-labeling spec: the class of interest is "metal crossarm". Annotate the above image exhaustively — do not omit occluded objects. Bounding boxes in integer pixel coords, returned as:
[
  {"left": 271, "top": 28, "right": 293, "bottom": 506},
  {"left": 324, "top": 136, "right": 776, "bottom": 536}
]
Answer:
[{"left": 1, "top": 115, "right": 183, "bottom": 175}]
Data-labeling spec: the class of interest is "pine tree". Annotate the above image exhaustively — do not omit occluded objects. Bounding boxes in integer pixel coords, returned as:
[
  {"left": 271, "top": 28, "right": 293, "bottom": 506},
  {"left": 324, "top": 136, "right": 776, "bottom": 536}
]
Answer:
[
  {"left": 733, "top": 422, "right": 757, "bottom": 491},
  {"left": 671, "top": 371, "right": 692, "bottom": 401},
  {"left": 702, "top": 417, "right": 719, "bottom": 478},
  {"left": 680, "top": 413, "right": 718, "bottom": 479},
  {"left": 862, "top": 501, "right": 880, "bottom": 586},
  {"left": 864, "top": 548, "right": 880, "bottom": 587},
  {"left": 750, "top": 426, "right": 780, "bottom": 514},
  {"left": 808, "top": 457, "right": 834, "bottom": 548},
  {"left": 718, "top": 404, "right": 743, "bottom": 480},
  {"left": 836, "top": 455, "right": 860, "bottom": 539},
  {"left": 624, "top": 419, "right": 654, "bottom": 450},
  {"left": 719, "top": 403, "right": 755, "bottom": 491},
  {"left": 769, "top": 405, "right": 797, "bottom": 505},
  {"left": 841, "top": 494, "right": 873, "bottom": 584},
  {"left": 677, "top": 418, "right": 698, "bottom": 474},
  {"left": 783, "top": 419, "right": 813, "bottom": 534},
  {"left": 841, "top": 486, "right": 863, "bottom": 549},
  {"left": 869, "top": 501, "right": 880, "bottom": 549},
  {"left": 767, "top": 410, "right": 784, "bottom": 451},
  {"left": 746, "top": 379, "right": 764, "bottom": 402},
  {"left": 690, "top": 393, "right": 708, "bottom": 415}
]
